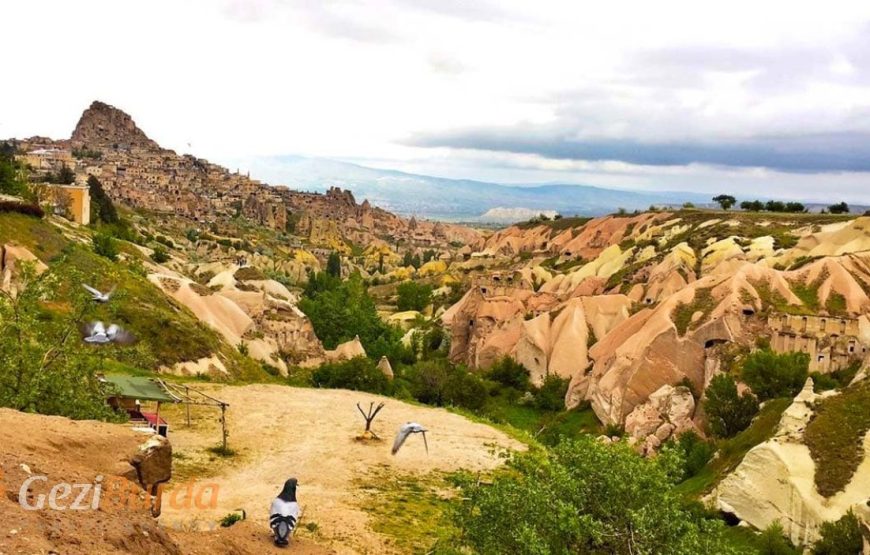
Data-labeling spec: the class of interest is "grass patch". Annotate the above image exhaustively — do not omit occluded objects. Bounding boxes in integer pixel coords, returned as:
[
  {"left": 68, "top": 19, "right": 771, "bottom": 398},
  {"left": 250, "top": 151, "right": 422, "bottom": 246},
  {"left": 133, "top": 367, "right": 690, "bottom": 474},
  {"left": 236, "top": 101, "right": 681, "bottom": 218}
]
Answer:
[
  {"left": 206, "top": 444, "right": 238, "bottom": 457},
  {"left": 825, "top": 292, "right": 847, "bottom": 316},
  {"left": 672, "top": 288, "right": 716, "bottom": 336},
  {"left": 355, "top": 465, "right": 458, "bottom": 553},
  {"left": 234, "top": 266, "right": 266, "bottom": 281},
  {"left": 479, "top": 390, "right": 601, "bottom": 445},
  {"left": 516, "top": 216, "right": 592, "bottom": 231},
  {"left": 676, "top": 398, "right": 791, "bottom": 497},
  {"left": 0, "top": 212, "right": 68, "bottom": 261},
  {"left": 804, "top": 380, "right": 870, "bottom": 497}
]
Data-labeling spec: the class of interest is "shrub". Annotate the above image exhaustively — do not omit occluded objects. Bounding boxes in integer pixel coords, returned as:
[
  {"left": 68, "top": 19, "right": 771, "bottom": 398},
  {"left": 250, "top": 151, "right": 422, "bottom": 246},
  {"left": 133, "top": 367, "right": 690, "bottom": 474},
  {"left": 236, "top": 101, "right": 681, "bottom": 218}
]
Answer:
[
  {"left": 402, "top": 360, "right": 487, "bottom": 410},
  {"left": 704, "top": 374, "right": 759, "bottom": 438},
  {"left": 312, "top": 356, "right": 390, "bottom": 395},
  {"left": 759, "top": 522, "right": 800, "bottom": 555},
  {"left": 675, "top": 431, "right": 716, "bottom": 479},
  {"left": 486, "top": 356, "right": 531, "bottom": 391},
  {"left": 92, "top": 232, "right": 118, "bottom": 261},
  {"left": 396, "top": 280, "right": 433, "bottom": 312},
  {"left": 741, "top": 349, "right": 809, "bottom": 400},
  {"left": 220, "top": 512, "right": 244, "bottom": 527},
  {"left": 534, "top": 374, "right": 569, "bottom": 411},
  {"left": 453, "top": 436, "right": 741, "bottom": 554},
  {"left": 0, "top": 201, "right": 44, "bottom": 218},
  {"left": 813, "top": 510, "right": 863, "bottom": 554},
  {"left": 151, "top": 245, "right": 170, "bottom": 263}
]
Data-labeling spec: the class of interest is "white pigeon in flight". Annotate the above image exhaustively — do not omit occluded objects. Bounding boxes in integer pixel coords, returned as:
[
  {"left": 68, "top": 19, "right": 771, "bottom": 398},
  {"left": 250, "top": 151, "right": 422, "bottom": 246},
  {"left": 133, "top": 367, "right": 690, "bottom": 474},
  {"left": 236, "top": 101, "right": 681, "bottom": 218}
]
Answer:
[
  {"left": 81, "top": 321, "right": 137, "bottom": 345},
  {"left": 82, "top": 284, "right": 115, "bottom": 303},
  {"left": 392, "top": 422, "right": 428, "bottom": 455}
]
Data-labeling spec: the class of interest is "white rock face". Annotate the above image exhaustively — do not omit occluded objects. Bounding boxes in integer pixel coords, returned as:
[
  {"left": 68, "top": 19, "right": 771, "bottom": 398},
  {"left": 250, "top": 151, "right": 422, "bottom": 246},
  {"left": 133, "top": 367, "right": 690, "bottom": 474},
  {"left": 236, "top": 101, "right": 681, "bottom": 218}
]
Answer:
[{"left": 711, "top": 378, "right": 870, "bottom": 545}]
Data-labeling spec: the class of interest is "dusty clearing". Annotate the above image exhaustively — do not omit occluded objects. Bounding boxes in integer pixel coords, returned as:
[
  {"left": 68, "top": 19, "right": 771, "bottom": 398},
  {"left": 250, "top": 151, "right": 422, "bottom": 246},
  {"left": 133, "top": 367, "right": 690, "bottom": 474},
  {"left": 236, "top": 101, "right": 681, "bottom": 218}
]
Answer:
[{"left": 158, "top": 384, "right": 524, "bottom": 553}]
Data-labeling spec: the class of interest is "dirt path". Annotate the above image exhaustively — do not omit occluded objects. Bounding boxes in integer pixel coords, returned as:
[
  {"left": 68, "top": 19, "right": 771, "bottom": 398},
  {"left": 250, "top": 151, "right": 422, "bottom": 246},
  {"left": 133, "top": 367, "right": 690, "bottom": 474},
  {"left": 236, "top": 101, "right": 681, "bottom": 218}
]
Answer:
[{"left": 158, "top": 384, "right": 524, "bottom": 553}]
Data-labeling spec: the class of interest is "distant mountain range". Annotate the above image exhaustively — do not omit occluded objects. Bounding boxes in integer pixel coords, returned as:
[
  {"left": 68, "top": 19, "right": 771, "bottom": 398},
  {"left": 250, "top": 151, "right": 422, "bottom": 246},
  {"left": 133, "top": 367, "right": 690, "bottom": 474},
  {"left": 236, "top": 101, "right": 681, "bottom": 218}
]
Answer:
[{"left": 227, "top": 155, "right": 712, "bottom": 222}]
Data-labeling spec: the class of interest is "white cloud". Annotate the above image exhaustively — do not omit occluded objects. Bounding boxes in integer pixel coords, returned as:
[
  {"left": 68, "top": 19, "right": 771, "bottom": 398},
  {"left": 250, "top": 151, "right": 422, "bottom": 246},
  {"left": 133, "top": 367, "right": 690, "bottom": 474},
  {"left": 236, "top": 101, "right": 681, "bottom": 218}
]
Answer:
[{"left": 1, "top": 0, "right": 869, "bottom": 200}]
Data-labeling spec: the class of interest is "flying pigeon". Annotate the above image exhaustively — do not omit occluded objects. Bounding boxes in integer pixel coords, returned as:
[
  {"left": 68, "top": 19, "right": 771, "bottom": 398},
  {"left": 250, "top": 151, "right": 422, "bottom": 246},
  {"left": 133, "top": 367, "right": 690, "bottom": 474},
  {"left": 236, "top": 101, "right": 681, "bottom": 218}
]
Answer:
[
  {"left": 391, "top": 422, "right": 428, "bottom": 455},
  {"left": 269, "top": 478, "right": 300, "bottom": 547},
  {"left": 82, "top": 284, "right": 115, "bottom": 303},
  {"left": 81, "top": 321, "right": 137, "bottom": 345}
]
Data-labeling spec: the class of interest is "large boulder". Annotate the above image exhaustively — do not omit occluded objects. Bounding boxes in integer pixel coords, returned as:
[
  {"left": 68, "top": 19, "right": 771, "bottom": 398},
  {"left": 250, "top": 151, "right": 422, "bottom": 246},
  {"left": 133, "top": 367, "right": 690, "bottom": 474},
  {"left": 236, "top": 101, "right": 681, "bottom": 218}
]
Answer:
[
  {"left": 129, "top": 434, "right": 172, "bottom": 488},
  {"left": 1, "top": 243, "right": 48, "bottom": 294},
  {"left": 625, "top": 384, "right": 696, "bottom": 454}
]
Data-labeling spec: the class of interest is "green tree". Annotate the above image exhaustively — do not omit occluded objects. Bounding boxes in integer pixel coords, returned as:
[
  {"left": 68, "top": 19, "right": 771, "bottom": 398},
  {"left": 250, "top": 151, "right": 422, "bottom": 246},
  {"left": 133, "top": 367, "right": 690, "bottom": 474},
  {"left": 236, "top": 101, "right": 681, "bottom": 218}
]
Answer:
[
  {"left": 299, "top": 272, "right": 404, "bottom": 359},
  {"left": 396, "top": 280, "right": 433, "bottom": 312},
  {"left": 712, "top": 194, "right": 736, "bottom": 210},
  {"left": 51, "top": 163, "right": 75, "bottom": 185},
  {"left": 828, "top": 202, "right": 850, "bottom": 214},
  {"left": 326, "top": 251, "right": 342, "bottom": 278},
  {"left": 0, "top": 142, "right": 29, "bottom": 197},
  {"left": 813, "top": 510, "right": 863, "bottom": 554},
  {"left": 486, "top": 356, "right": 531, "bottom": 391},
  {"left": 741, "top": 200, "right": 765, "bottom": 211},
  {"left": 87, "top": 175, "right": 119, "bottom": 224},
  {"left": 704, "top": 374, "right": 759, "bottom": 438},
  {"left": 312, "top": 356, "right": 390, "bottom": 394},
  {"left": 784, "top": 202, "right": 806, "bottom": 213},
  {"left": 400, "top": 359, "right": 488, "bottom": 410},
  {"left": 453, "top": 436, "right": 742, "bottom": 554},
  {"left": 0, "top": 262, "right": 115, "bottom": 419},
  {"left": 741, "top": 349, "right": 809, "bottom": 401},
  {"left": 92, "top": 232, "right": 119, "bottom": 261},
  {"left": 534, "top": 374, "right": 570, "bottom": 411},
  {"left": 766, "top": 200, "right": 786, "bottom": 212}
]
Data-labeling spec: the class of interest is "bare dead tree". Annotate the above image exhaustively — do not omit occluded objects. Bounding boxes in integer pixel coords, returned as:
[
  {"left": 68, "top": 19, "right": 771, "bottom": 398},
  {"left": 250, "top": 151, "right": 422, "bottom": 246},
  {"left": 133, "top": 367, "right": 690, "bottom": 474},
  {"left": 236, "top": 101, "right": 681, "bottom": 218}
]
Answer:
[{"left": 356, "top": 401, "right": 385, "bottom": 439}]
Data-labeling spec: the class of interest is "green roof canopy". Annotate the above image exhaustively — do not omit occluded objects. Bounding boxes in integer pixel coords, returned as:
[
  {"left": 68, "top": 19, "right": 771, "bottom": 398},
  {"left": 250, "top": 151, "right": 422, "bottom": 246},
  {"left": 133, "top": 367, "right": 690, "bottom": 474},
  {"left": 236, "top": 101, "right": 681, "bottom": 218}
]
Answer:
[{"left": 103, "top": 375, "right": 176, "bottom": 403}]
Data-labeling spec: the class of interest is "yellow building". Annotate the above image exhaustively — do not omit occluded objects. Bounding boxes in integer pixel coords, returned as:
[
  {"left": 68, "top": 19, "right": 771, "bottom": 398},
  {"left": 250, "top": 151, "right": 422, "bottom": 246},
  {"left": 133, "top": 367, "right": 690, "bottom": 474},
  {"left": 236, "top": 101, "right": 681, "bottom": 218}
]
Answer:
[{"left": 52, "top": 185, "right": 91, "bottom": 225}]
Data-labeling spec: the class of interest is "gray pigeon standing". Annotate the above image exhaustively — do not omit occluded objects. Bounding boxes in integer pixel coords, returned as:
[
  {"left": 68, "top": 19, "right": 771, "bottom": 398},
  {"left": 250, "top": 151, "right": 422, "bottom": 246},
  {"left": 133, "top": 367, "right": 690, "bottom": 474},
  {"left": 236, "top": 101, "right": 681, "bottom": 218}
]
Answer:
[
  {"left": 392, "top": 422, "right": 428, "bottom": 455},
  {"left": 269, "top": 478, "right": 300, "bottom": 547}
]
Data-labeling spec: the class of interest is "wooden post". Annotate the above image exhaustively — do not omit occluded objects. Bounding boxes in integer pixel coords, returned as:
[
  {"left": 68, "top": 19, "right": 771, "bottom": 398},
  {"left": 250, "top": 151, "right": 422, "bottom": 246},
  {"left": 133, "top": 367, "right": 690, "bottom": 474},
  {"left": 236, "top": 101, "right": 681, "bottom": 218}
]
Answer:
[
  {"left": 185, "top": 385, "right": 191, "bottom": 427},
  {"left": 220, "top": 404, "right": 228, "bottom": 451}
]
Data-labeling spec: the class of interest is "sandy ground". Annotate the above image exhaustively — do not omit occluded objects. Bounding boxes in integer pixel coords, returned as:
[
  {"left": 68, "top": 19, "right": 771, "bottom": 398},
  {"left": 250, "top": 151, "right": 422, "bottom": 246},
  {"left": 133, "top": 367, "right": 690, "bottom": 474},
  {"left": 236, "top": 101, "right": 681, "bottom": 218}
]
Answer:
[
  {"left": 158, "top": 384, "right": 524, "bottom": 554},
  {"left": 0, "top": 407, "right": 348, "bottom": 554}
]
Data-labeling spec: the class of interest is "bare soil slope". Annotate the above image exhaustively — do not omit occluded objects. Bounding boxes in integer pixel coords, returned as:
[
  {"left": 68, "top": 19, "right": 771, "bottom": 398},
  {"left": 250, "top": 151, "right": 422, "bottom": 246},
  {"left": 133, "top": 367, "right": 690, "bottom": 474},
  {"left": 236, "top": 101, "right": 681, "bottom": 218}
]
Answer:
[{"left": 158, "top": 384, "right": 525, "bottom": 554}]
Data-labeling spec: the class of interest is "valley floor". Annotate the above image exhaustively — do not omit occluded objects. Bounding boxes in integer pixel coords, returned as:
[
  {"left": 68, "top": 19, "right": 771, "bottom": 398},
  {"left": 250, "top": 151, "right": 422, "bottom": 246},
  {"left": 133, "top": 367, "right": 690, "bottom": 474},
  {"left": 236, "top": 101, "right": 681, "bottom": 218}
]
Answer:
[{"left": 157, "top": 384, "right": 524, "bottom": 554}]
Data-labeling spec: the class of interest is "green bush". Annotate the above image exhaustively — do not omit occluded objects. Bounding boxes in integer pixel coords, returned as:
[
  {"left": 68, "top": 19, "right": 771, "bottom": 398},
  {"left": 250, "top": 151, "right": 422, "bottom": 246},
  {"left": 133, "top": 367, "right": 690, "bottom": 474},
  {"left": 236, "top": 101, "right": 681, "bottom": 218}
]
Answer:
[
  {"left": 485, "top": 356, "right": 531, "bottom": 391},
  {"left": 312, "top": 356, "right": 390, "bottom": 395},
  {"left": 92, "top": 232, "right": 118, "bottom": 261},
  {"left": 813, "top": 510, "right": 863, "bottom": 554},
  {"left": 534, "top": 374, "right": 570, "bottom": 411},
  {"left": 704, "top": 374, "right": 759, "bottom": 438},
  {"left": 675, "top": 431, "right": 715, "bottom": 479},
  {"left": 151, "top": 245, "right": 170, "bottom": 263},
  {"left": 741, "top": 349, "right": 809, "bottom": 400},
  {"left": 401, "top": 360, "right": 487, "bottom": 410},
  {"left": 453, "top": 436, "right": 741, "bottom": 554},
  {"left": 759, "top": 522, "right": 800, "bottom": 555},
  {"left": 396, "top": 280, "right": 433, "bottom": 312}
]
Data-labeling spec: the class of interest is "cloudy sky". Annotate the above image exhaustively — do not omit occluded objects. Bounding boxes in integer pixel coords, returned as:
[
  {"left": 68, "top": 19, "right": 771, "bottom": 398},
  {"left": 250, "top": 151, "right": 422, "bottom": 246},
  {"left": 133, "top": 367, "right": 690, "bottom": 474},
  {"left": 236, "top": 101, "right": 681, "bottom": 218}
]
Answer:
[{"left": 2, "top": 0, "right": 870, "bottom": 202}]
